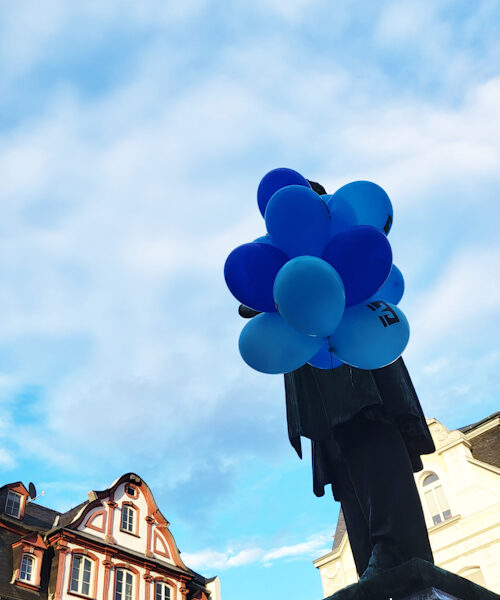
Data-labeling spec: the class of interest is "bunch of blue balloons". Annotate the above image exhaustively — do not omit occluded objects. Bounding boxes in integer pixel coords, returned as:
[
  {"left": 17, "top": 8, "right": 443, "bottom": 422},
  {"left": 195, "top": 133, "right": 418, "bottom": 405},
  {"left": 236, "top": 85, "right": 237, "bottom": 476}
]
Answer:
[{"left": 224, "top": 168, "right": 409, "bottom": 374}]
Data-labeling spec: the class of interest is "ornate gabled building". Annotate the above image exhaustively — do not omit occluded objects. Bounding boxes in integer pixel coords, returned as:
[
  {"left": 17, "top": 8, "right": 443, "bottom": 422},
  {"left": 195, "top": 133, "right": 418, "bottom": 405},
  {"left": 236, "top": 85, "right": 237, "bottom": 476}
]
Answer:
[
  {"left": 0, "top": 473, "right": 220, "bottom": 600},
  {"left": 313, "top": 412, "right": 500, "bottom": 596}
]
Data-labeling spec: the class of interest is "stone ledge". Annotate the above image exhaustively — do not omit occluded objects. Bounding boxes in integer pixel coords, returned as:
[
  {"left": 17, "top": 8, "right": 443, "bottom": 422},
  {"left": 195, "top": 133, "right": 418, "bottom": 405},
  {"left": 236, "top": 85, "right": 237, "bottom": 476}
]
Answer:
[{"left": 325, "top": 558, "right": 500, "bottom": 600}]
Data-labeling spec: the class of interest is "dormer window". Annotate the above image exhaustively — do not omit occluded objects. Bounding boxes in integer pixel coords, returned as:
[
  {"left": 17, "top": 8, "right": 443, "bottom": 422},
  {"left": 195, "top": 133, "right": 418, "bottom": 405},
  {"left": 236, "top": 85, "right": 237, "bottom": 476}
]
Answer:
[
  {"left": 6, "top": 490, "right": 21, "bottom": 518},
  {"left": 121, "top": 504, "right": 135, "bottom": 533},
  {"left": 125, "top": 485, "right": 138, "bottom": 498},
  {"left": 19, "top": 554, "right": 35, "bottom": 583}
]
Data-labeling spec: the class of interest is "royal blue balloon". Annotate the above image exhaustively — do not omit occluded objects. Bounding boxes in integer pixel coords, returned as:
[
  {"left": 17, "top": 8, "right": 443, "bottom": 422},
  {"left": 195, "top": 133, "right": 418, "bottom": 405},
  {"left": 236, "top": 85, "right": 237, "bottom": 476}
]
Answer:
[
  {"left": 326, "top": 195, "right": 358, "bottom": 237},
  {"left": 257, "top": 168, "right": 311, "bottom": 218},
  {"left": 308, "top": 338, "right": 343, "bottom": 369},
  {"left": 239, "top": 312, "right": 323, "bottom": 374},
  {"left": 224, "top": 243, "right": 289, "bottom": 312},
  {"left": 265, "top": 185, "right": 331, "bottom": 258},
  {"left": 253, "top": 234, "right": 274, "bottom": 246},
  {"left": 322, "top": 226, "right": 392, "bottom": 307},
  {"left": 330, "top": 301, "right": 409, "bottom": 369},
  {"left": 273, "top": 256, "right": 345, "bottom": 337},
  {"left": 331, "top": 181, "right": 393, "bottom": 234},
  {"left": 367, "top": 264, "right": 405, "bottom": 305}
]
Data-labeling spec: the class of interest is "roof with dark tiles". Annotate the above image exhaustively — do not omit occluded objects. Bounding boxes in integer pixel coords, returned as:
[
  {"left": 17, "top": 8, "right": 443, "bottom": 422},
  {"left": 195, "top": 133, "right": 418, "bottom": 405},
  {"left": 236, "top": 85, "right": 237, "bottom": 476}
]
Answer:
[
  {"left": 54, "top": 501, "right": 88, "bottom": 530},
  {"left": 332, "top": 510, "right": 347, "bottom": 551},
  {"left": 22, "top": 503, "right": 60, "bottom": 531}
]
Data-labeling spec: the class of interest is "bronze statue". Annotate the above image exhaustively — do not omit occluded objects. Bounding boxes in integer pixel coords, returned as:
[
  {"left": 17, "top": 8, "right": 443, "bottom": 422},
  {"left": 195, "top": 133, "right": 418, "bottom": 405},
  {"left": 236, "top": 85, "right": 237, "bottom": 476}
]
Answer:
[{"left": 239, "top": 179, "right": 435, "bottom": 583}]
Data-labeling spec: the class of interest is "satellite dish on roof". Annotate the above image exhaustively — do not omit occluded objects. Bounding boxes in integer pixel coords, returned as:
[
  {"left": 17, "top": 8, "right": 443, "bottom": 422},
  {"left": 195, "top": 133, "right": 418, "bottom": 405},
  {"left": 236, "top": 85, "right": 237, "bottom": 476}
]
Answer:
[{"left": 28, "top": 482, "right": 37, "bottom": 500}]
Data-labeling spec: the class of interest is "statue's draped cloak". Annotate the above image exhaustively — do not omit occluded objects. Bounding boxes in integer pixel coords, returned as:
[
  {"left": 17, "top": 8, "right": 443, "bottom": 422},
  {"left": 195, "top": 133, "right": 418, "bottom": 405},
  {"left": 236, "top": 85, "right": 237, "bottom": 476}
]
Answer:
[{"left": 284, "top": 358, "right": 435, "bottom": 499}]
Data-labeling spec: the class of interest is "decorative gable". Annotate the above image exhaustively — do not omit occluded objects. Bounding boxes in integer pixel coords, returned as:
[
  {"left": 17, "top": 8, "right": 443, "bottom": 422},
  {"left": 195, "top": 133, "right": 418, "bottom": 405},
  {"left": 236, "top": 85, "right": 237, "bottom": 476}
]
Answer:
[
  {"left": 84, "top": 509, "right": 107, "bottom": 533},
  {"left": 66, "top": 473, "right": 188, "bottom": 570},
  {"left": 153, "top": 531, "right": 171, "bottom": 559}
]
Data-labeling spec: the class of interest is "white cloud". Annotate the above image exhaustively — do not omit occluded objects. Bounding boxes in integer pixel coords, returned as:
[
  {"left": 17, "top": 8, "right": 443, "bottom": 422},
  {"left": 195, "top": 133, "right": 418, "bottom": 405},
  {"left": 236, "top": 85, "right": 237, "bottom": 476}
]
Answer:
[
  {"left": 0, "top": 447, "right": 16, "bottom": 470},
  {"left": 182, "top": 531, "right": 332, "bottom": 570},
  {"left": 407, "top": 243, "right": 500, "bottom": 356}
]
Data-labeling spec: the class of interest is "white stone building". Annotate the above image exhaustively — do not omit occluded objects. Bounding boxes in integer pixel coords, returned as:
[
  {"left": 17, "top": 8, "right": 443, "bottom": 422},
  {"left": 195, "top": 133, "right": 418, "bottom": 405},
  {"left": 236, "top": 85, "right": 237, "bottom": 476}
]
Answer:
[{"left": 313, "top": 412, "right": 500, "bottom": 596}]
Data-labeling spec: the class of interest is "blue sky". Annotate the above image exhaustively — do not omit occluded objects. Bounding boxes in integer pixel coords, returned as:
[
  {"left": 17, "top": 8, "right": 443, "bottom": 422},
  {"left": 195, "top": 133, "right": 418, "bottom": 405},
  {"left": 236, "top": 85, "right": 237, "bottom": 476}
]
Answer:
[{"left": 1, "top": 1, "right": 499, "bottom": 599}]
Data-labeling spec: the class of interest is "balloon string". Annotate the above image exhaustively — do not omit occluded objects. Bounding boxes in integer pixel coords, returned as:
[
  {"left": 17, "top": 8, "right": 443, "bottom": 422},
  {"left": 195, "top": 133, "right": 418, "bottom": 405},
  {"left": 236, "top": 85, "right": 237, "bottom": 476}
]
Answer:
[{"left": 328, "top": 338, "right": 334, "bottom": 370}]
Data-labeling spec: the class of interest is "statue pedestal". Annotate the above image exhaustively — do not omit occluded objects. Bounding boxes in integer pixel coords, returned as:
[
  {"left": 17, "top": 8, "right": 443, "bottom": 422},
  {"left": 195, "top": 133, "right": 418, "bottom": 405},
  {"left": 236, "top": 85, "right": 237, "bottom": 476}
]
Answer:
[{"left": 325, "top": 558, "right": 500, "bottom": 600}]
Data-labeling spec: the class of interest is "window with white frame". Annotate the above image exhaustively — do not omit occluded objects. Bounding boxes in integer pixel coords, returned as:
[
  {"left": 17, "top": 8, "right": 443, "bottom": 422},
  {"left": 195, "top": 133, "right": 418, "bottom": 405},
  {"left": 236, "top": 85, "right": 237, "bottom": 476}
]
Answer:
[
  {"left": 19, "top": 554, "right": 35, "bottom": 582},
  {"left": 422, "top": 473, "right": 452, "bottom": 525},
  {"left": 115, "top": 569, "right": 134, "bottom": 600},
  {"left": 5, "top": 490, "right": 22, "bottom": 518},
  {"left": 155, "top": 581, "right": 172, "bottom": 600},
  {"left": 121, "top": 504, "right": 135, "bottom": 533},
  {"left": 70, "top": 555, "right": 92, "bottom": 596}
]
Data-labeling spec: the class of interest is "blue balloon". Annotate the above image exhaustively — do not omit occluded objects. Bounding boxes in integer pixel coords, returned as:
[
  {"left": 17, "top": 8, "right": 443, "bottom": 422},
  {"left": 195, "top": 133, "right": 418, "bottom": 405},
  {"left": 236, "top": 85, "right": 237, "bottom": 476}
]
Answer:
[
  {"left": 257, "top": 168, "right": 311, "bottom": 218},
  {"left": 326, "top": 195, "right": 358, "bottom": 237},
  {"left": 273, "top": 256, "right": 345, "bottom": 337},
  {"left": 367, "top": 264, "right": 405, "bottom": 305},
  {"left": 322, "top": 226, "right": 392, "bottom": 307},
  {"left": 239, "top": 313, "right": 323, "bottom": 374},
  {"left": 330, "top": 301, "right": 409, "bottom": 369},
  {"left": 308, "top": 338, "right": 343, "bottom": 369},
  {"left": 331, "top": 181, "right": 393, "bottom": 234},
  {"left": 253, "top": 234, "right": 275, "bottom": 246},
  {"left": 224, "top": 243, "right": 289, "bottom": 312},
  {"left": 265, "top": 185, "right": 331, "bottom": 258}
]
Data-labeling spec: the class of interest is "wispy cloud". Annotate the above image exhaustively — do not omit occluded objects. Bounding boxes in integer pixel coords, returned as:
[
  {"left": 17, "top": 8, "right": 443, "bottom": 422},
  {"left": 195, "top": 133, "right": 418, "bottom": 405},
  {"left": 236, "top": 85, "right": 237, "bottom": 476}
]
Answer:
[{"left": 182, "top": 531, "right": 332, "bottom": 570}]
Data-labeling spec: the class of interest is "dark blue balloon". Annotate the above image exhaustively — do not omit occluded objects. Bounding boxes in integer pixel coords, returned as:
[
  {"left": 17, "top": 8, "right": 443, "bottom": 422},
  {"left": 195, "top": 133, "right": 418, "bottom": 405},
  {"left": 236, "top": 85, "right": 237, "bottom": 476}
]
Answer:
[
  {"left": 239, "top": 313, "right": 323, "bottom": 374},
  {"left": 224, "top": 242, "right": 289, "bottom": 312},
  {"left": 265, "top": 185, "right": 331, "bottom": 258},
  {"left": 322, "top": 226, "right": 392, "bottom": 307},
  {"left": 331, "top": 181, "right": 393, "bottom": 234},
  {"left": 330, "top": 301, "right": 409, "bottom": 369},
  {"left": 253, "top": 234, "right": 275, "bottom": 246},
  {"left": 367, "top": 264, "right": 405, "bottom": 305},
  {"left": 257, "top": 168, "right": 311, "bottom": 218},
  {"left": 308, "top": 338, "right": 343, "bottom": 370},
  {"left": 273, "top": 256, "right": 345, "bottom": 337}
]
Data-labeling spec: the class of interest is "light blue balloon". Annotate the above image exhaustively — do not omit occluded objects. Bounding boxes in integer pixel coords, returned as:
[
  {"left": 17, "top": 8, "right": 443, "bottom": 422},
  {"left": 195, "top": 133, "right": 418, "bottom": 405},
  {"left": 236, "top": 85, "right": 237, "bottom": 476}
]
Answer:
[
  {"left": 367, "top": 264, "right": 405, "bottom": 305},
  {"left": 326, "top": 195, "right": 358, "bottom": 238},
  {"left": 308, "top": 338, "right": 344, "bottom": 369},
  {"left": 331, "top": 181, "right": 393, "bottom": 235},
  {"left": 273, "top": 256, "right": 345, "bottom": 337},
  {"left": 239, "top": 313, "right": 323, "bottom": 374},
  {"left": 330, "top": 301, "right": 409, "bottom": 369},
  {"left": 265, "top": 185, "right": 331, "bottom": 257}
]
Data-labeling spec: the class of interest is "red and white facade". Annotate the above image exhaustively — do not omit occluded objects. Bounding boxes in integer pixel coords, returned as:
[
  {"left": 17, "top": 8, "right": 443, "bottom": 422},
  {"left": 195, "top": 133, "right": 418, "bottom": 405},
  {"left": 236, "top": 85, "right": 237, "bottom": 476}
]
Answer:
[{"left": 0, "top": 473, "right": 220, "bottom": 600}]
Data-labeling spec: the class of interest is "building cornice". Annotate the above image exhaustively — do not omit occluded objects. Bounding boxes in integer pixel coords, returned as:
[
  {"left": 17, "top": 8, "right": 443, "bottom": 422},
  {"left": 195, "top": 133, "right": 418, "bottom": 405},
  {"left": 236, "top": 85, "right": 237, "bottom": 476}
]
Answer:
[
  {"left": 466, "top": 457, "right": 500, "bottom": 475},
  {"left": 45, "top": 529, "right": 194, "bottom": 583},
  {"left": 313, "top": 532, "right": 348, "bottom": 568}
]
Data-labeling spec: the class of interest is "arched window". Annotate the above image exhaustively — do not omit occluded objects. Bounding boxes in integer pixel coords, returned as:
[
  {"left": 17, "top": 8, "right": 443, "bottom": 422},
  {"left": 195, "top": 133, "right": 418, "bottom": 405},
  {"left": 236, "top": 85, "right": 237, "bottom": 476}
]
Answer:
[
  {"left": 155, "top": 581, "right": 172, "bottom": 600},
  {"left": 422, "top": 473, "right": 452, "bottom": 525},
  {"left": 121, "top": 504, "right": 136, "bottom": 534},
  {"left": 19, "top": 554, "right": 35, "bottom": 582},
  {"left": 115, "top": 569, "right": 134, "bottom": 600},
  {"left": 70, "top": 555, "right": 92, "bottom": 595}
]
